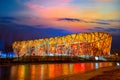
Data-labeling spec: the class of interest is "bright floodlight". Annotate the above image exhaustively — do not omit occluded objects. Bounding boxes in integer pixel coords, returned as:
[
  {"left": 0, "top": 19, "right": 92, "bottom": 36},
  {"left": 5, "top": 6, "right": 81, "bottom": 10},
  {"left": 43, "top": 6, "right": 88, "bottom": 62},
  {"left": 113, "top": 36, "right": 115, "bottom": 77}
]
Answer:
[{"left": 95, "top": 56, "right": 99, "bottom": 60}]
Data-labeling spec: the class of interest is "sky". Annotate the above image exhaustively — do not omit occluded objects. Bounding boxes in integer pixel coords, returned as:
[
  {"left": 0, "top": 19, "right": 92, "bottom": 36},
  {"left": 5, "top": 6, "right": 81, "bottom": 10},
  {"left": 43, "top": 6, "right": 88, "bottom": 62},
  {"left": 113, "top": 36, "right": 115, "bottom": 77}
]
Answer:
[{"left": 0, "top": 0, "right": 120, "bottom": 51}]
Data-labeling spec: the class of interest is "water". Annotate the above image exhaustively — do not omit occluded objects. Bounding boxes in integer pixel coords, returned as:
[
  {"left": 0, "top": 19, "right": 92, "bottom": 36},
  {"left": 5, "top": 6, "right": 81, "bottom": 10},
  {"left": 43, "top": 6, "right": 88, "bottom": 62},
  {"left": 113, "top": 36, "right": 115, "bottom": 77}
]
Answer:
[{"left": 0, "top": 62, "right": 119, "bottom": 80}]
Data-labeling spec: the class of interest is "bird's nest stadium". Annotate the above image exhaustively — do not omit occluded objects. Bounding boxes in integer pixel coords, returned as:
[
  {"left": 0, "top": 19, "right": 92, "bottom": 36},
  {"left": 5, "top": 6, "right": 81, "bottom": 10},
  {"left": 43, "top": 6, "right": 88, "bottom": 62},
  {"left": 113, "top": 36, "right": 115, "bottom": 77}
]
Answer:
[{"left": 12, "top": 32, "right": 112, "bottom": 58}]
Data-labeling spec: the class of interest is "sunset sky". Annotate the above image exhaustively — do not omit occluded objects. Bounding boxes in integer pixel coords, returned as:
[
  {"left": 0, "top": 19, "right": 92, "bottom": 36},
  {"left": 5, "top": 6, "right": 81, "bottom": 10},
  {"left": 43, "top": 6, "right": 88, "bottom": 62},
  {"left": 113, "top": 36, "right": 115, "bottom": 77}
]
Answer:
[{"left": 0, "top": 0, "right": 120, "bottom": 51}]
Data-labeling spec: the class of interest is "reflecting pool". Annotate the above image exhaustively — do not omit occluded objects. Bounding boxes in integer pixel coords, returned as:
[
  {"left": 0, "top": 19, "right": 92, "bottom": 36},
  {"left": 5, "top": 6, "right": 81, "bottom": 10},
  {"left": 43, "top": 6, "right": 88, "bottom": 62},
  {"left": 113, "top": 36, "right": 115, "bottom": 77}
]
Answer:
[{"left": 0, "top": 62, "right": 119, "bottom": 80}]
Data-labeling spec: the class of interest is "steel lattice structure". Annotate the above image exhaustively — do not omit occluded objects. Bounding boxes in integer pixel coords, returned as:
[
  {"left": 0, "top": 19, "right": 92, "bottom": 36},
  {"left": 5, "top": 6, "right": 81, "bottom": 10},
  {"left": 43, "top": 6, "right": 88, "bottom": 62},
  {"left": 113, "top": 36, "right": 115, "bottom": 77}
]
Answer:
[{"left": 12, "top": 32, "right": 112, "bottom": 57}]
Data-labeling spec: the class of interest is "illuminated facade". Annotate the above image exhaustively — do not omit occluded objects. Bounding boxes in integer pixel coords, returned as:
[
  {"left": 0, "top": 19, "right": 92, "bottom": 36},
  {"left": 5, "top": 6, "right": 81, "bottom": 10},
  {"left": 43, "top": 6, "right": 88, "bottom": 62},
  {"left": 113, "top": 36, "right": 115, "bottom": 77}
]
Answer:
[{"left": 12, "top": 32, "right": 112, "bottom": 57}]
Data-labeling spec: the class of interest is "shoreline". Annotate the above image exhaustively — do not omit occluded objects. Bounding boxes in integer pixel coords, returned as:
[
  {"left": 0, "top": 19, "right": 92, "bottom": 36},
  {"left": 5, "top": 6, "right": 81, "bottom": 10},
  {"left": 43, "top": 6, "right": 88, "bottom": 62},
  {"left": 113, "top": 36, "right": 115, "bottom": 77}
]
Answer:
[
  {"left": 48, "top": 66, "right": 120, "bottom": 80},
  {"left": 0, "top": 55, "right": 118, "bottom": 65},
  {"left": 0, "top": 60, "right": 119, "bottom": 65}
]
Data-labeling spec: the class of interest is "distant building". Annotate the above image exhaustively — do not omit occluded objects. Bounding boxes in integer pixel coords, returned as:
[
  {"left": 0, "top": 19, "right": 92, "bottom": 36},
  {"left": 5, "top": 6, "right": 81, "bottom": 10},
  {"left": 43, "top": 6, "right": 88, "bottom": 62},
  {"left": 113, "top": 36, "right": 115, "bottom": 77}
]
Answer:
[{"left": 12, "top": 32, "right": 112, "bottom": 57}]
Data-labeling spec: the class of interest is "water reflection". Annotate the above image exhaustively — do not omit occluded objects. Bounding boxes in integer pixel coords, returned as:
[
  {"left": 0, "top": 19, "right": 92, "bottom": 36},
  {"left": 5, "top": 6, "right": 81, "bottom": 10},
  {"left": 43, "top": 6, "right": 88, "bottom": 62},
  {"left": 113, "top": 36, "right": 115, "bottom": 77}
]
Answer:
[
  {"left": 95, "top": 63, "right": 99, "bottom": 69},
  {"left": 0, "top": 62, "right": 119, "bottom": 80}
]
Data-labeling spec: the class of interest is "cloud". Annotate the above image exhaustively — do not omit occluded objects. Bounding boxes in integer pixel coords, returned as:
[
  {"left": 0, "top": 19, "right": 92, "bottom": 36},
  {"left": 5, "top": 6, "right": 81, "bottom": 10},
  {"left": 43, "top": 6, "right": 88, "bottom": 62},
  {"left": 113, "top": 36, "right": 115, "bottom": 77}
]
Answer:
[
  {"left": 24, "top": 3, "right": 39, "bottom": 9},
  {"left": 87, "top": 27, "right": 120, "bottom": 34},
  {"left": 0, "top": 17, "right": 16, "bottom": 20},
  {"left": 94, "top": 21, "right": 110, "bottom": 25},
  {"left": 105, "top": 28, "right": 120, "bottom": 32},
  {"left": 86, "top": 27, "right": 104, "bottom": 32},
  {"left": 94, "top": 27, "right": 105, "bottom": 30},
  {"left": 87, "top": 19, "right": 112, "bottom": 25},
  {"left": 90, "top": 19, "right": 120, "bottom": 25},
  {"left": 95, "top": 19, "right": 120, "bottom": 22},
  {"left": 93, "top": 0, "right": 118, "bottom": 2},
  {"left": 58, "top": 0, "right": 72, "bottom": 3},
  {"left": 111, "top": 20, "right": 120, "bottom": 22},
  {"left": 25, "top": 4, "right": 75, "bottom": 18},
  {"left": 0, "top": 16, "right": 23, "bottom": 22},
  {"left": 23, "top": 0, "right": 72, "bottom": 8},
  {"left": 57, "top": 18, "right": 111, "bottom": 25},
  {"left": 0, "top": 16, "right": 48, "bottom": 26},
  {"left": 0, "top": 17, "right": 17, "bottom": 23},
  {"left": 57, "top": 18, "right": 81, "bottom": 22}
]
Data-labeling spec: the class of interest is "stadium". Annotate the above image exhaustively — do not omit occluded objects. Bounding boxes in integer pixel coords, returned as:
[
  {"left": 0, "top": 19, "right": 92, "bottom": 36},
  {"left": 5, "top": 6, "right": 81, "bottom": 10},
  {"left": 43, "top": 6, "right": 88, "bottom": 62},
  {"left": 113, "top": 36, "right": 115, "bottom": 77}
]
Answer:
[{"left": 12, "top": 32, "right": 112, "bottom": 58}]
